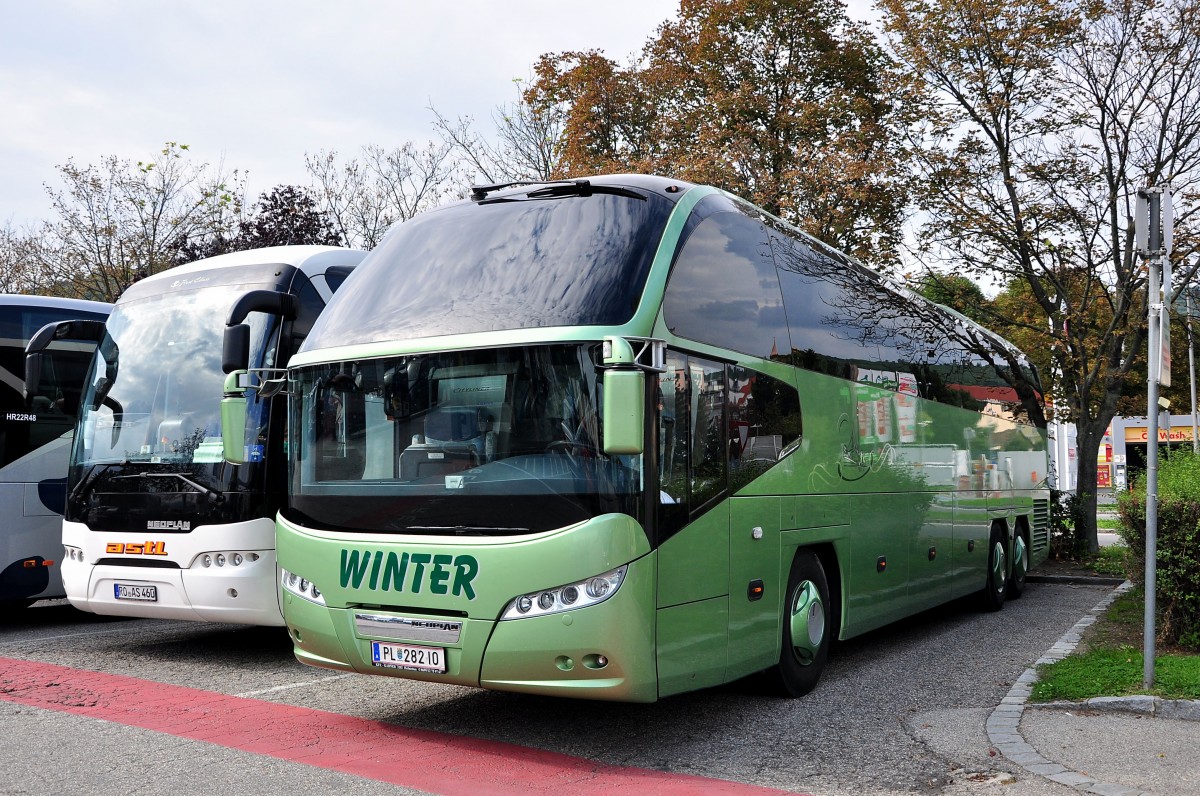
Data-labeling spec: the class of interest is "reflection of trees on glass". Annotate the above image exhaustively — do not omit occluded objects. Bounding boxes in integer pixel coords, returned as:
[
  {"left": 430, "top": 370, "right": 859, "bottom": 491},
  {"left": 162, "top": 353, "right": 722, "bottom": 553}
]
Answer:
[{"left": 766, "top": 215, "right": 1041, "bottom": 423}]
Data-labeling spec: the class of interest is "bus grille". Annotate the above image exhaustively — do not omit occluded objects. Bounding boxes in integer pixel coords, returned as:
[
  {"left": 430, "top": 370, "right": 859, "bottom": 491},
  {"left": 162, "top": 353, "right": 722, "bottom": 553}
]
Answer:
[{"left": 1031, "top": 498, "right": 1051, "bottom": 552}]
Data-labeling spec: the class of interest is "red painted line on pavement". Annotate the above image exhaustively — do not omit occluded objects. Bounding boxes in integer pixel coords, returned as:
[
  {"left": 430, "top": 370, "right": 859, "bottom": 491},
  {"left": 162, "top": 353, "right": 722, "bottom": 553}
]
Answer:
[{"left": 0, "top": 657, "right": 803, "bottom": 796}]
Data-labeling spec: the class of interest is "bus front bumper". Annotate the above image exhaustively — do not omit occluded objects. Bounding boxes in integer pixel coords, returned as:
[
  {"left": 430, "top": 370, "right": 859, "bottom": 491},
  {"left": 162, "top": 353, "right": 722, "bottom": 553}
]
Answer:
[{"left": 284, "top": 554, "right": 659, "bottom": 702}]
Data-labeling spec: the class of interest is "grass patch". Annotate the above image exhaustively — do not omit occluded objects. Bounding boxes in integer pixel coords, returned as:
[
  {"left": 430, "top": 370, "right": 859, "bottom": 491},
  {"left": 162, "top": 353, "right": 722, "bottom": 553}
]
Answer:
[
  {"left": 1087, "top": 544, "right": 1130, "bottom": 578},
  {"left": 1030, "top": 587, "right": 1200, "bottom": 702},
  {"left": 1096, "top": 517, "right": 1121, "bottom": 530}
]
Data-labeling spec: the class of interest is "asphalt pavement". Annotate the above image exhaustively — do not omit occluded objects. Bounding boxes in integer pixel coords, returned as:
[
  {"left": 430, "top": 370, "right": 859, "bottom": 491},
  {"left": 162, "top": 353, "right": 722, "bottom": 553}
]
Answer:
[{"left": 989, "top": 578, "right": 1200, "bottom": 796}]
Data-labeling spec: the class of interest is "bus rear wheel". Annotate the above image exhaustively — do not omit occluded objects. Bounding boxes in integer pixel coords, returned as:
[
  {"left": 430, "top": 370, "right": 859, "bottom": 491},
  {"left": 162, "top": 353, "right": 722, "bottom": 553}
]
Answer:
[
  {"left": 1007, "top": 529, "right": 1029, "bottom": 600},
  {"left": 767, "top": 549, "right": 831, "bottom": 697},
  {"left": 979, "top": 524, "right": 1008, "bottom": 611}
]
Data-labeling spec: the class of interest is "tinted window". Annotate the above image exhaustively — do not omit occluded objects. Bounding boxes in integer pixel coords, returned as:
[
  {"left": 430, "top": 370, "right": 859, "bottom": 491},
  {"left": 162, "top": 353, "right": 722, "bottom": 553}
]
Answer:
[
  {"left": 770, "top": 229, "right": 888, "bottom": 374},
  {"left": 728, "top": 365, "right": 802, "bottom": 493},
  {"left": 657, "top": 352, "right": 728, "bottom": 538},
  {"left": 306, "top": 191, "right": 674, "bottom": 348},
  {"left": 663, "top": 209, "right": 789, "bottom": 360},
  {"left": 0, "top": 305, "right": 107, "bottom": 473}
]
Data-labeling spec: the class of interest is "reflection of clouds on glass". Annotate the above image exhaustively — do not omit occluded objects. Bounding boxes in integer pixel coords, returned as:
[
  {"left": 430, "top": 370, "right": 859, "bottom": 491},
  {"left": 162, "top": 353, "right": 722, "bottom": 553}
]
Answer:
[
  {"left": 310, "top": 192, "right": 669, "bottom": 348},
  {"left": 79, "top": 287, "right": 272, "bottom": 464},
  {"left": 664, "top": 211, "right": 789, "bottom": 360}
]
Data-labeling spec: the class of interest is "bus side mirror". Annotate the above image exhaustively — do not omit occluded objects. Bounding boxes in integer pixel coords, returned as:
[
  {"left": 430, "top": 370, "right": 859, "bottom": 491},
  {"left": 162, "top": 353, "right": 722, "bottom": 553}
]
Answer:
[
  {"left": 223, "top": 323, "right": 251, "bottom": 374},
  {"left": 602, "top": 370, "right": 644, "bottom": 455},
  {"left": 221, "top": 371, "right": 248, "bottom": 465},
  {"left": 601, "top": 337, "right": 644, "bottom": 455}
]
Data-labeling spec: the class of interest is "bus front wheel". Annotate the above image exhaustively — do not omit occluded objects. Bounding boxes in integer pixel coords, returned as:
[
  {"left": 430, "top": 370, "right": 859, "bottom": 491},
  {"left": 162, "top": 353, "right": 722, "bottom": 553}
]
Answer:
[{"left": 767, "top": 549, "right": 831, "bottom": 698}]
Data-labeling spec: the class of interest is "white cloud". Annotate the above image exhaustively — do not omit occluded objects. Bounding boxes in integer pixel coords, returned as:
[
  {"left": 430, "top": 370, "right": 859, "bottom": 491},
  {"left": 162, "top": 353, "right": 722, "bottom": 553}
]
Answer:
[{"left": 0, "top": 0, "right": 879, "bottom": 226}]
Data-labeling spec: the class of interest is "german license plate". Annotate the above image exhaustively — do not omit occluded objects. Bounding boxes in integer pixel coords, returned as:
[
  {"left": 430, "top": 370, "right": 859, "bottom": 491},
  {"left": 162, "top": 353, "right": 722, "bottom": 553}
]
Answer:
[
  {"left": 114, "top": 583, "right": 158, "bottom": 602},
  {"left": 370, "top": 641, "right": 446, "bottom": 673}
]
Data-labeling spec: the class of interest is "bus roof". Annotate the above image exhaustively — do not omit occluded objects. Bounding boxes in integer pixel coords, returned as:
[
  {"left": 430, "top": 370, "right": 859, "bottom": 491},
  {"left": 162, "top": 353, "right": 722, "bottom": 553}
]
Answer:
[
  {"left": 143, "top": 245, "right": 368, "bottom": 283},
  {"left": 0, "top": 294, "right": 112, "bottom": 314}
]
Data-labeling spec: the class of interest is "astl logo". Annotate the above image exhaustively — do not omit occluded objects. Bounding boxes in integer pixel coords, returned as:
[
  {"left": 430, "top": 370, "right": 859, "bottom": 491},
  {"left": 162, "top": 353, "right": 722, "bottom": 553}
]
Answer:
[{"left": 106, "top": 541, "right": 167, "bottom": 556}]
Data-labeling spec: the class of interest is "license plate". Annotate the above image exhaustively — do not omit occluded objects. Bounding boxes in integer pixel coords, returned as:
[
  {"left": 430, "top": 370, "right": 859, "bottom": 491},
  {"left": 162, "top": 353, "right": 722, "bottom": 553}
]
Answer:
[
  {"left": 370, "top": 641, "right": 446, "bottom": 673},
  {"left": 114, "top": 583, "right": 158, "bottom": 602}
]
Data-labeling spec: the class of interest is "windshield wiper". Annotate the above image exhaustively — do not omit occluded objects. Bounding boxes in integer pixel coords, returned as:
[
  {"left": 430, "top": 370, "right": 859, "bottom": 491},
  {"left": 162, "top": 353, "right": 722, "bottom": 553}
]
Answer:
[
  {"left": 110, "top": 472, "right": 225, "bottom": 503},
  {"left": 471, "top": 179, "right": 646, "bottom": 204},
  {"left": 68, "top": 460, "right": 134, "bottom": 506}
]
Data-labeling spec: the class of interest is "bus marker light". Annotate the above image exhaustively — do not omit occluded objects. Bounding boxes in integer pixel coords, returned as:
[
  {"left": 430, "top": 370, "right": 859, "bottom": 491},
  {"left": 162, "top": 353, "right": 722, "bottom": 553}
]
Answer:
[
  {"left": 747, "top": 579, "right": 765, "bottom": 601},
  {"left": 877, "top": 556, "right": 887, "bottom": 573}
]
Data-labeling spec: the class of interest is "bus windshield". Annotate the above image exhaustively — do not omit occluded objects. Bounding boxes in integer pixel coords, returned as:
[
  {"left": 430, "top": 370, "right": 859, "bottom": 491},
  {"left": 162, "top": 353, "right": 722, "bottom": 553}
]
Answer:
[
  {"left": 302, "top": 188, "right": 674, "bottom": 348},
  {"left": 288, "top": 344, "right": 644, "bottom": 535},
  {"left": 68, "top": 285, "right": 278, "bottom": 526}
]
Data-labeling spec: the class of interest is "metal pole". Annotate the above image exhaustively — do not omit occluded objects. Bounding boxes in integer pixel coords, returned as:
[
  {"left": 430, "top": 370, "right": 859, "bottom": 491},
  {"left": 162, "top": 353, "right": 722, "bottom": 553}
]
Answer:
[
  {"left": 1188, "top": 291, "right": 1197, "bottom": 454},
  {"left": 1144, "top": 192, "right": 1161, "bottom": 691}
]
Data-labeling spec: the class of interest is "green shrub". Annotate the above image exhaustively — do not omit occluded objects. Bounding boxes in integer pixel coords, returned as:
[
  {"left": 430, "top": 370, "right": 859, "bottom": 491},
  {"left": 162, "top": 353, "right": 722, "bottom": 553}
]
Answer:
[
  {"left": 1049, "top": 488, "right": 1090, "bottom": 559},
  {"left": 1116, "top": 452, "right": 1200, "bottom": 651}
]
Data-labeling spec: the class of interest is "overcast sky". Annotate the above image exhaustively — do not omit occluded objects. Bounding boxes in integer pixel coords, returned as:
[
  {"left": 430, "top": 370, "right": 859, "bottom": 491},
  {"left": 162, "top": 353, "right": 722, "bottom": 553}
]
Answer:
[{"left": 0, "top": 0, "right": 876, "bottom": 229}]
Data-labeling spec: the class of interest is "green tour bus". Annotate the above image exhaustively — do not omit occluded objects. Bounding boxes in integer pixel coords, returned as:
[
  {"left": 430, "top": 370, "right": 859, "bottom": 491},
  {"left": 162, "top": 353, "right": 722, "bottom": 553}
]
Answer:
[{"left": 222, "top": 174, "right": 1050, "bottom": 702}]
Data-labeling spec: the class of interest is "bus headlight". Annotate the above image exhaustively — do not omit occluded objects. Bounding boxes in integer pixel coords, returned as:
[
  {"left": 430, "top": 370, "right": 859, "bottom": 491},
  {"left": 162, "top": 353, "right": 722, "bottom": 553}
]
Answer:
[
  {"left": 281, "top": 567, "right": 326, "bottom": 606},
  {"left": 500, "top": 565, "right": 627, "bottom": 620}
]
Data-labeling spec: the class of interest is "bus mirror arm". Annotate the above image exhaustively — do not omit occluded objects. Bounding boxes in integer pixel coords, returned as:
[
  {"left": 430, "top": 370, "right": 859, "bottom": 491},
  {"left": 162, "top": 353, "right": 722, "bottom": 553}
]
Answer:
[
  {"left": 23, "top": 353, "right": 42, "bottom": 403},
  {"left": 223, "top": 290, "right": 299, "bottom": 374},
  {"left": 102, "top": 395, "right": 123, "bottom": 448},
  {"left": 24, "top": 318, "right": 108, "bottom": 401}
]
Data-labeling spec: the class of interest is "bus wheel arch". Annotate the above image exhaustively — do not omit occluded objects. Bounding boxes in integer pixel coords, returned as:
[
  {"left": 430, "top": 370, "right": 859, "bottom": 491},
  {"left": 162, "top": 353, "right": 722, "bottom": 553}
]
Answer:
[
  {"left": 1007, "top": 519, "right": 1031, "bottom": 600},
  {"left": 767, "top": 547, "right": 836, "bottom": 697},
  {"left": 979, "top": 521, "right": 1009, "bottom": 611}
]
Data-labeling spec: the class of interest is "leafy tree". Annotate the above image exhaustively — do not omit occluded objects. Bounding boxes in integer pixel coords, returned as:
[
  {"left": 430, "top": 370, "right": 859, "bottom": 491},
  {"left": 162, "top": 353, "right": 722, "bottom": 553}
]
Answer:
[
  {"left": 0, "top": 223, "right": 46, "bottom": 295},
  {"left": 880, "top": 0, "right": 1200, "bottom": 552},
  {"left": 32, "top": 142, "right": 243, "bottom": 301},
  {"left": 178, "top": 184, "right": 343, "bottom": 262},
  {"left": 304, "top": 142, "right": 461, "bottom": 249},
  {"left": 913, "top": 273, "right": 989, "bottom": 323},
  {"left": 526, "top": 0, "right": 910, "bottom": 265}
]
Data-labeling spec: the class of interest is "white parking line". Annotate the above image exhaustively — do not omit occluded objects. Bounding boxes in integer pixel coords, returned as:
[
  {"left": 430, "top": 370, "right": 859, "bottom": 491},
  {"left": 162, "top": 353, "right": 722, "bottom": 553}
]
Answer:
[
  {"left": 236, "top": 674, "right": 352, "bottom": 698},
  {"left": 0, "top": 623, "right": 180, "bottom": 646}
]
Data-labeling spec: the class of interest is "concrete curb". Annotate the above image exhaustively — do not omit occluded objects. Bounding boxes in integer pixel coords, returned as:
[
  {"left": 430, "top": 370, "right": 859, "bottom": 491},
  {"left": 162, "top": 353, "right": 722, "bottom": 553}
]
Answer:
[
  {"left": 985, "top": 580, "right": 1171, "bottom": 796},
  {"left": 1031, "top": 696, "right": 1200, "bottom": 722},
  {"left": 1026, "top": 574, "right": 1125, "bottom": 586}
]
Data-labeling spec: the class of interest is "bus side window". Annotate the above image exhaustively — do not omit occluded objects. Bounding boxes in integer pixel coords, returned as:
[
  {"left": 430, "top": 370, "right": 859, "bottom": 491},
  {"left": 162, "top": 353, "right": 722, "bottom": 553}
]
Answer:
[
  {"left": 658, "top": 352, "right": 729, "bottom": 538},
  {"left": 663, "top": 206, "right": 789, "bottom": 362}
]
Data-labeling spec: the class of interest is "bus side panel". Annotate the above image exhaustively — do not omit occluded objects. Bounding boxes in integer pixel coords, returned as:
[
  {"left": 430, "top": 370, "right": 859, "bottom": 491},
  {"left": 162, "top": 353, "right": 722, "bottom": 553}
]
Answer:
[
  {"left": 656, "top": 504, "right": 729, "bottom": 608},
  {"left": 842, "top": 491, "right": 913, "bottom": 637},
  {"left": 725, "top": 496, "right": 783, "bottom": 681},
  {"left": 0, "top": 483, "right": 57, "bottom": 602},
  {"left": 907, "top": 492, "right": 956, "bottom": 612},
  {"left": 656, "top": 596, "right": 728, "bottom": 697}
]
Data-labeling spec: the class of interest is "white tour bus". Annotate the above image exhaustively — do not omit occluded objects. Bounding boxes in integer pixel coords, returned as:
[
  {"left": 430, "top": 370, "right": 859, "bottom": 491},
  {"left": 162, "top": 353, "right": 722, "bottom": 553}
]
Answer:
[
  {"left": 27, "top": 246, "right": 365, "bottom": 624},
  {"left": 2, "top": 295, "right": 111, "bottom": 609}
]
